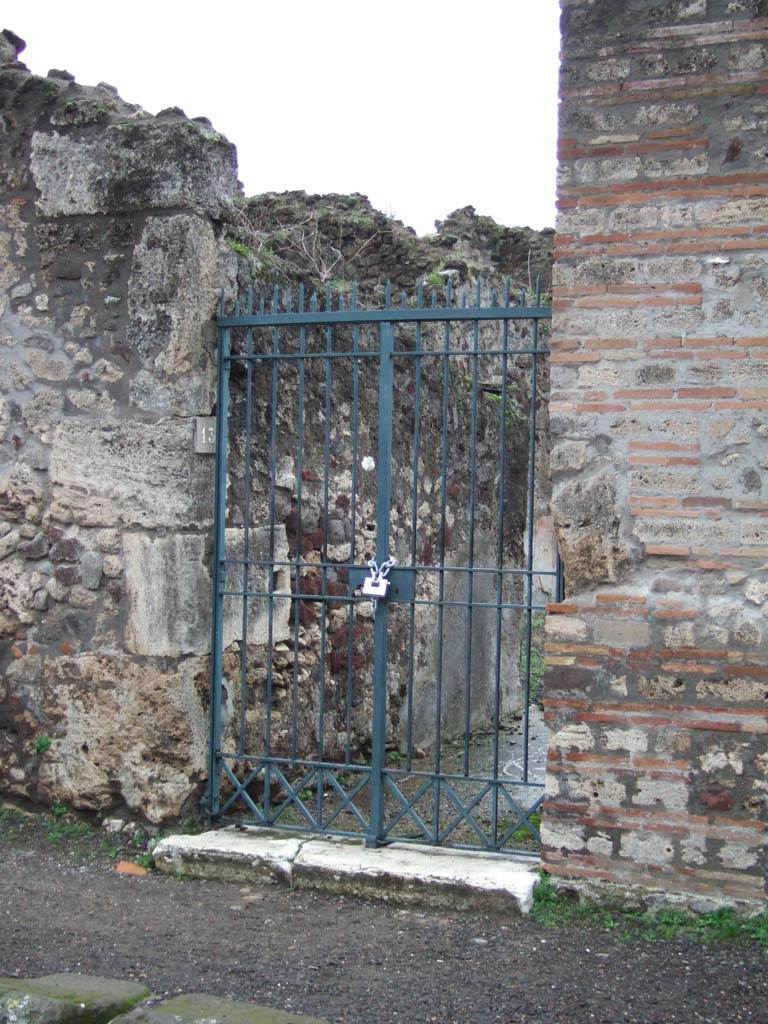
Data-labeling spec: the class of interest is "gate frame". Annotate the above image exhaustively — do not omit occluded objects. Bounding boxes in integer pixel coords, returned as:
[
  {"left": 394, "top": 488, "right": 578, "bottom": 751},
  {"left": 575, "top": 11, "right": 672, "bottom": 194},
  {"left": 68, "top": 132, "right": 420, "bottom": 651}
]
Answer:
[{"left": 206, "top": 284, "right": 554, "bottom": 854}]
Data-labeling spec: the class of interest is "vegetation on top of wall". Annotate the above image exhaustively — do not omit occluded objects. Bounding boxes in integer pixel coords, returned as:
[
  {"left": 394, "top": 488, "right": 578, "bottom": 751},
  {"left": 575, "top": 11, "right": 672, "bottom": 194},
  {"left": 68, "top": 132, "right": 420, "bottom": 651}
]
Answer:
[{"left": 224, "top": 191, "right": 554, "bottom": 300}]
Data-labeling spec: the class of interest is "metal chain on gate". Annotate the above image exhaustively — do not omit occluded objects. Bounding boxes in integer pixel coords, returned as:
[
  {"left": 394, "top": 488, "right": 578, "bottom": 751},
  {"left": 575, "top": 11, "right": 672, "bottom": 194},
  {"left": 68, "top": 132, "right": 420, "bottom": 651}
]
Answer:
[{"left": 362, "top": 556, "right": 396, "bottom": 614}]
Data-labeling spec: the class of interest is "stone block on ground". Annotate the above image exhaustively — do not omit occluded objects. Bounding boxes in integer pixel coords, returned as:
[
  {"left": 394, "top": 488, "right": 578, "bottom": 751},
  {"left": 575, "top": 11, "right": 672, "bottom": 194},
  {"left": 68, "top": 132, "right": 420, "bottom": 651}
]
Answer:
[
  {"left": 110, "top": 994, "right": 328, "bottom": 1024},
  {"left": 153, "top": 827, "right": 540, "bottom": 914},
  {"left": 292, "top": 837, "right": 540, "bottom": 914},
  {"left": 153, "top": 828, "right": 304, "bottom": 884},
  {"left": 0, "top": 974, "right": 149, "bottom": 1024}
]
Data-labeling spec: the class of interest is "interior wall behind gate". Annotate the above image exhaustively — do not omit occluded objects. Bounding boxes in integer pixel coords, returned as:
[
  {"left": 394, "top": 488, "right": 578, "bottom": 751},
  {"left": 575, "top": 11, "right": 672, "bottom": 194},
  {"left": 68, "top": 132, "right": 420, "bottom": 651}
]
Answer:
[{"left": 545, "top": 0, "right": 768, "bottom": 907}]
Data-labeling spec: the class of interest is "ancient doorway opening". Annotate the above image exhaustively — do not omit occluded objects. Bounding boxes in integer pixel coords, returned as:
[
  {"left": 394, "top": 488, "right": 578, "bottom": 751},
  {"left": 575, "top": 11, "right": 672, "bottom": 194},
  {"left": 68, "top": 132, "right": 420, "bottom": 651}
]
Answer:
[{"left": 206, "top": 280, "right": 556, "bottom": 853}]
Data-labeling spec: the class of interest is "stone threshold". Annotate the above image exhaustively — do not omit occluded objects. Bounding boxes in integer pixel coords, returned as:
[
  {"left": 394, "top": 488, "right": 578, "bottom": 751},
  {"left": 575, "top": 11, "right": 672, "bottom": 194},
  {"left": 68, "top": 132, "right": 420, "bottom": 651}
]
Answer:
[{"left": 153, "top": 827, "right": 540, "bottom": 914}]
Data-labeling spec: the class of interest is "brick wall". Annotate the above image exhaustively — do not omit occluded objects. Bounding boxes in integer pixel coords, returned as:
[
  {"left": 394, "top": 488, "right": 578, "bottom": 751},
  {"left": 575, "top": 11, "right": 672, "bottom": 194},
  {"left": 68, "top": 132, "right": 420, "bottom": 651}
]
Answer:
[{"left": 545, "top": 0, "right": 768, "bottom": 909}]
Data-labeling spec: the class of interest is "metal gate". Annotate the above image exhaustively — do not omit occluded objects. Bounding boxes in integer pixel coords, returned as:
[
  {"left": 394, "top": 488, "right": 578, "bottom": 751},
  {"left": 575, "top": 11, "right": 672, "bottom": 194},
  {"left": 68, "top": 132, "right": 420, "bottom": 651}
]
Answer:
[{"left": 207, "top": 280, "right": 556, "bottom": 854}]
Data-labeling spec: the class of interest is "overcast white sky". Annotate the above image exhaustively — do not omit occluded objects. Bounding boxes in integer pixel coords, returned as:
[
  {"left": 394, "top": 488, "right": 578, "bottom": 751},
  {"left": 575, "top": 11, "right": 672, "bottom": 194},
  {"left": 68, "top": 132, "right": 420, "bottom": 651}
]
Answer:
[{"left": 3, "top": 1, "right": 561, "bottom": 236}]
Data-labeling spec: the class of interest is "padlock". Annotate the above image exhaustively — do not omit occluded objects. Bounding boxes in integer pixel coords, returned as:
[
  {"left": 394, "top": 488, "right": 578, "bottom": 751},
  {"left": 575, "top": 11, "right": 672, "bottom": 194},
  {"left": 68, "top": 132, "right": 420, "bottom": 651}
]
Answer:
[{"left": 362, "top": 576, "right": 389, "bottom": 599}]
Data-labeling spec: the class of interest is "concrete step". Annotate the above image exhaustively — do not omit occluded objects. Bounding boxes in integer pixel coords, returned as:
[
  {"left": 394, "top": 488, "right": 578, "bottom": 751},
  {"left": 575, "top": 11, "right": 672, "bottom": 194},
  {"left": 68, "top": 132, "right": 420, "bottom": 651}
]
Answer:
[{"left": 153, "top": 828, "right": 540, "bottom": 914}]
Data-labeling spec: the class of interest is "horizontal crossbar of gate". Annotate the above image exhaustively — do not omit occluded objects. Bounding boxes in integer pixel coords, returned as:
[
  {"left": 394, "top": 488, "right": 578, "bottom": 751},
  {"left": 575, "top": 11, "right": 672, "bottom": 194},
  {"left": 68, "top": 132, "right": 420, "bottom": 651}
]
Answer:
[{"left": 218, "top": 305, "right": 551, "bottom": 327}]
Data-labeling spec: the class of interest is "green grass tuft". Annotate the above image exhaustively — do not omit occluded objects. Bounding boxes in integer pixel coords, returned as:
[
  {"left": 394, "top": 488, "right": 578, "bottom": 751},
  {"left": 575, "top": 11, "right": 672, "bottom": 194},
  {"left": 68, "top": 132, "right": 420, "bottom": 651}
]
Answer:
[
  {"left": 227, "top": 239, "right": 254, "bottom": 258},
  {"left": 510, "top": 811, "right": 542, "bottom": 844},
  {"left": 135, "top": 852, "right": 156, "bottom": 871},
  {"left": 531, "top": 873, "right": 768, "bottom": 947}
]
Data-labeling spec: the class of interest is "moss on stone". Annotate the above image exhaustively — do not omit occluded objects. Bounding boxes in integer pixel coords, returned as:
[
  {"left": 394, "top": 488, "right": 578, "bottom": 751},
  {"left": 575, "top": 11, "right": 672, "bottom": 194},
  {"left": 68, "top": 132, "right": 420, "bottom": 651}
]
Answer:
[{"left": 0, "top": 976, "right": 150, "bottom": 1024}]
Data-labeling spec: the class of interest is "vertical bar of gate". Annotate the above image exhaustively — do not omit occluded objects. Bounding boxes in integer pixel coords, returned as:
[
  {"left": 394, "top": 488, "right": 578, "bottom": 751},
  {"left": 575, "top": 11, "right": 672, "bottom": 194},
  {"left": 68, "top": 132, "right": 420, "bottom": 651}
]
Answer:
[
  {"left": 405, "top": 287, "right": 424, "bottom": 772},
  {"left": 462, "top": 283, "right": 481, "bottom": 777},
  {"left": 206, "top": 309, "right": 231, "bottom": 820},
  {"left": 264, "top": 291, "right": 279, "bottom": 821},
  {"left": 433, "top": 295, "right": 452, "bottom": 843},
  {"left": 317, "top": 286, "right": 334, "bottom": 827},
  {"left": 522, "top": 281, "right": 542, "bottom": 782},
  {"left": 367, "top": 319, "right": 395, "bottom": 847},
  {"left": 492, "top": 279, "right": 512, "bottom": 845},
  {"left": 291, "top": 297, "right": 308, "bottom": 763},
  {"left": 237, "top": 291, "right": 255, "bottom": 757},
  {"left": 344, "top": 287, "right": 361, "bottom": 765}
]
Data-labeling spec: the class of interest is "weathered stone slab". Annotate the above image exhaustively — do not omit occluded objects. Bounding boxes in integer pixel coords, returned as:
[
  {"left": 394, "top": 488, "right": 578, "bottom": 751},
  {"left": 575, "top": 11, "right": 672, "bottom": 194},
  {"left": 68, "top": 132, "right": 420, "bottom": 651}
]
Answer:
[
  {"left": 222, "top": 528, "right": 292, "bottom": 652},
  {"left": 0, "top": 974, "right": 149, "bottom": 1024},
  {"left": 293, "top": 837, "right": 540, "bottom": 914},
  {"left": 29, "top": 123, "right": 237, "bottom": 219},
  {"left": 153, "top": 829, "right": 304, "bottom": 884},
  {"left": 48, "top": 420, "right": 214, "bottom": 530},
  {"left": 126, "top": 214, "right": 219, "bottom": 390},
  {"left": 123, "top": 533, "right": 210, "bottom": 656},
  {"left": 123, "top": 528, "right": 290, "bottom": 657},
  {"left": 154, "top": 828, "right": 540, "bottom": 914},
  {"left": 111, "top": 994, "right": 328, "bottom": 1024}
]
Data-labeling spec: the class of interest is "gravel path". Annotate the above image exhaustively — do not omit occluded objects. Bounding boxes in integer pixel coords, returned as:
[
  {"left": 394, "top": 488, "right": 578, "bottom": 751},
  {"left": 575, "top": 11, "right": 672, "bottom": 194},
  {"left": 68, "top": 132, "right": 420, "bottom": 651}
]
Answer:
[{"left": 1, "top": 838, "right": 767, "bottom": 1024}]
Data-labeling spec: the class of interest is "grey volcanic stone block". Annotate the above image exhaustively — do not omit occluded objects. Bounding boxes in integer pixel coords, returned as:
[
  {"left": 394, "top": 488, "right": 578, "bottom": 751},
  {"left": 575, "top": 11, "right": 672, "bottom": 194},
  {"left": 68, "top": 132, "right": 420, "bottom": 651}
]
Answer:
[
  {"left": 48, "top": 420, "right": 214, "bottom": 530},
  {"left": 153, "top": 829, "right": 540, "bottom": 914},
  {"left": 0, "top": 974, "right": 150, "bottom": 1024},
  {"left": 122, "top": 527, "right": 290, "bottom": 657},
  {"left": 29, "top": 122, "right": 237, "bottom": 219},
  {"left": 112, "top": 994, "right": 328, "bottom": 1024}
]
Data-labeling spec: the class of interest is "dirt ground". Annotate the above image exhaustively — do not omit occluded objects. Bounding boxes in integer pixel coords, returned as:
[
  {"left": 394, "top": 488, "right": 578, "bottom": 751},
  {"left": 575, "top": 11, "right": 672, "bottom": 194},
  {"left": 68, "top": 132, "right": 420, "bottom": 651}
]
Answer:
[{"left": 1, "top": 813, "right": 767, "bottom": 1024}]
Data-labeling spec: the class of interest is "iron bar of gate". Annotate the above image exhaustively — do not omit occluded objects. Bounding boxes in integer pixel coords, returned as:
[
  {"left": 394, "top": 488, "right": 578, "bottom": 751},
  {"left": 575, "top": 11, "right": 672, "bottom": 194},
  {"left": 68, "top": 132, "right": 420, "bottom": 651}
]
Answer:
[
  {"left": 432, "top": 303, "right": 452, "bottom": 844},
  {"left": 290, "top": 296, "right": 308, "bottom": 762},
  {"left": 367, "top": 319, "right": 395, "bottom": 847},
  {"left": 405, "top": 289, "right": 424, "bottom": 772},
  {"left": 462, "top": 287, "right": 481, "bottom": 777},
  {"left": 522, "top": 280, "right": 542, "bottom": 783},
  {"left": 223, "top": 347, "right": 550, "bottom": 361},
  {"left": 218, "top": 306, "right": 551, "bottom": 326},
  {"left": 219, "top": 750, "right": 544, "bottom": 785},
  {"left": 219, "top": 559, "right": 560, "bottom": 577},
  {"left": 344, "top": 285, "right": 362, "bottom": 766},
  {"left": 492, "top": 277, "right": 512, "bottom": 844},
  {"left": 219, "top": 591, "right": 550, "bottom": 612},
  {"left": 237, "top": 290, "right": 255, "bottom": 757},
  {"left": 206, "top": 301, "right": 230, "bottom": 818},
  {"left": 318, "top": 287, "right": 334, "bottom": 818},
  {"left": 263, "top": 299, "right": 281, "bottom": 820}
]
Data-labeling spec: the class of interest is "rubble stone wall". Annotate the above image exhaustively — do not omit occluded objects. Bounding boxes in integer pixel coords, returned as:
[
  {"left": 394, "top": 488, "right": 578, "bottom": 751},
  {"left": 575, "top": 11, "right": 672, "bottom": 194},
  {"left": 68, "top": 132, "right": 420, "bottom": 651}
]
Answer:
[
  {"left": 0, "top": 30, "right": 240, "bottom": 822},
  {"left": 545, "top": 0, "right": 768, "bottom": 908}
]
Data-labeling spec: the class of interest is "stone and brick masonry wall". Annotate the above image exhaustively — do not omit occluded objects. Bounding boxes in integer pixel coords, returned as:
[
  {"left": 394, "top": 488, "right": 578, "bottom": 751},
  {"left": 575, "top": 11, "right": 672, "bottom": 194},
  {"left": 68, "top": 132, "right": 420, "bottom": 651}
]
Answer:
[
  {"left": 0, "top": 30, "right": 241, "bottom": 821},
  {"left": 544, "top": 0, "right": 768, "bottom": 908}
]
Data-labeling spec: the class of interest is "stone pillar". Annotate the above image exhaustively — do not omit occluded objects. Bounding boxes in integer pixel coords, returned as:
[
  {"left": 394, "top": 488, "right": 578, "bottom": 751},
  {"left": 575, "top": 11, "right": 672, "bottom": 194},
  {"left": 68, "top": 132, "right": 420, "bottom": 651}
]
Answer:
[
  {"left": 0, "top": 31, "right": 240, "bottom": 821},
  {"left": 545, "top": 0, "right": 768, "bottom": 908}
]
